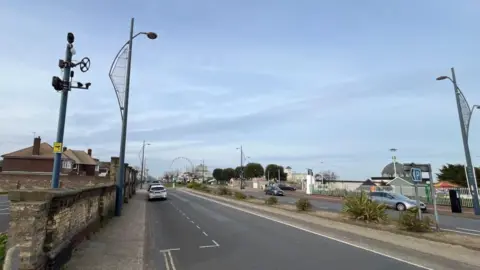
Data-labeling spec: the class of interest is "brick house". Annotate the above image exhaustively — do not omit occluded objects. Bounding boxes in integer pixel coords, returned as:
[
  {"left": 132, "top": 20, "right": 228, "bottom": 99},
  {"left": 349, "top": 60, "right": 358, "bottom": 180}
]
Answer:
[
  {"left": 1, "top": 137, "right": 98, "bottom": 176},
  {"left": 1, "top": 137, "right": 71, "bottom": 173},
  {"left": 63, "top": 148, "right": 98, "bottom": 176}
]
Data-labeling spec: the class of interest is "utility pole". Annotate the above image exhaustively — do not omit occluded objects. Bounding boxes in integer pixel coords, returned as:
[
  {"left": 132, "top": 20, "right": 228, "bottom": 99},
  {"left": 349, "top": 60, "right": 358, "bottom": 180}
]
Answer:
[
  {"left": 202, "top": 159, "right": 205, "bottom": 183},
  {"left": 51, "top": 32, "right": 91, "bottom": 188},
  {"left": 240, "top": 146, "right": 244, "bottom": 189},
  {"left": 278, "top": 169, "right": 281, "bottom": 182},
  {"left": 139, "top": 140, "right": 146, "bottom": 189}
]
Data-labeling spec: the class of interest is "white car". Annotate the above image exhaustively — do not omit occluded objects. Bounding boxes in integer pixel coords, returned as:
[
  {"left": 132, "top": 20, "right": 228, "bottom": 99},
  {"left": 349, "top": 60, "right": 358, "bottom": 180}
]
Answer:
[{"left": 148, "top": 185, "right": 167, "bottom": 201}]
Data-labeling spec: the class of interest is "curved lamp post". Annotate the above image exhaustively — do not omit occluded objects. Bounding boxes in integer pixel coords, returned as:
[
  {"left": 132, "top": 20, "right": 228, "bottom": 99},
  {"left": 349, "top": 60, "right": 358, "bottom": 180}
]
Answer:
[
  {"left": 109, "top": 18, "right": 157, "bottom": 216},
  {"left": 436, "top": 67, "right": 480, "bottom": 215}
]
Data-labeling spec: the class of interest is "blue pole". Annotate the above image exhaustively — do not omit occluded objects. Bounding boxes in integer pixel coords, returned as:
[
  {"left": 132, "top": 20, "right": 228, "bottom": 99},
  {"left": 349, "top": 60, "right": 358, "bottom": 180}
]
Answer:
[
  {"left": 115, "top": 18, "right": 135, "bottom": 216},
  {"left": 451, "top": 67, "right": 480, "bottom": 215},
  {"left": 51, "top": 42, "right": 73, "bottom": 188}
]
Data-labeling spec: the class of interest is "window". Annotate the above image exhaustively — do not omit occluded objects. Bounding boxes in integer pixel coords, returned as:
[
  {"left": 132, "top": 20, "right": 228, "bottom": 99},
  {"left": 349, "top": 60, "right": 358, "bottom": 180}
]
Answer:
[{"left": 62, "top": 161, "right": 72, "bottom": 169}]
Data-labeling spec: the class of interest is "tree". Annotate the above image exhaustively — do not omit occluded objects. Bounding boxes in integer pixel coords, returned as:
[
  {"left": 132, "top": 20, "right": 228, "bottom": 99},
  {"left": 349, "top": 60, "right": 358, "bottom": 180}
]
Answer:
[
  {"left": 222, "top": 168, "right": 236, "bottom": 181},
  {"left": 436, "top": 163, "right": 480, "bottom": 187},
  {"left": 265, "top": 164, "right": 287, "bottom": 181},
  {"left": 212, "top": 168, "right": 224, "bottom": 182},
  {"left": 245, "top": 163, "right": 264, "bottom": 178},
  {"left": 234, "top": 166, "right": 243, "bottom": 178},
  {"left": 321, "top": 170, "right": 339, "bottom": 181}
]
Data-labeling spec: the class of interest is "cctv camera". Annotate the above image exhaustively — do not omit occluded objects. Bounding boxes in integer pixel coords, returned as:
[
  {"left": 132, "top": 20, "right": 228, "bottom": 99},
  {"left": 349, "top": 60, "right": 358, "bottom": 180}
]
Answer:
[{"left": 67, "top": 32, "right": 75, "bottom": 44}]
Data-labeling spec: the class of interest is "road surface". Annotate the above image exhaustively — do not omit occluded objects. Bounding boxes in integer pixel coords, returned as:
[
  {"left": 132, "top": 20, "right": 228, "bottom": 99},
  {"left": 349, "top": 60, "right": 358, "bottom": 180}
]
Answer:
[
  {"left": 144, "top": 189, "right": 474, "bottom": 270},
  {"left": 241, "top": 189, "right": 480, "bottom": 236}
]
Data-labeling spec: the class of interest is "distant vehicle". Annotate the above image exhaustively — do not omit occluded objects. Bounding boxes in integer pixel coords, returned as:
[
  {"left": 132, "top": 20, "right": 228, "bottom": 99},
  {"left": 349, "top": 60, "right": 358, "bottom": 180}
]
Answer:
[
  {"left": 265, "top": 186, "right": 284, "bottom": 196},
  {"left": 369, "top": 191, "right": 427, "bottom": 212},
  {"left": 148, "top": 184, "right": 167, "bottom": 201},
  {"left": 277, "top": 184, "right": 296, "bottom": 191}
]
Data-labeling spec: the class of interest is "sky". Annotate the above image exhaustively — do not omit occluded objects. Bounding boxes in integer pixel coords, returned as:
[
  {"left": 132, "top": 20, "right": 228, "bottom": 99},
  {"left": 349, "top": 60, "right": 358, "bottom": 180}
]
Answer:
[{"left": 1, "top": 0, "right": 480, "bottom": 180}]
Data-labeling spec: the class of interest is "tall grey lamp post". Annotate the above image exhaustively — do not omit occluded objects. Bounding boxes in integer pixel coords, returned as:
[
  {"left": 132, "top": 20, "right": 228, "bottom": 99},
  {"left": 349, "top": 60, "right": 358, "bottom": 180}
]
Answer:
[
  {"left": 436, "top": 67, "right": 480, "bottom": 215},
  {"left": 109, "top": 18, "right": 157, "bottom": 216}
]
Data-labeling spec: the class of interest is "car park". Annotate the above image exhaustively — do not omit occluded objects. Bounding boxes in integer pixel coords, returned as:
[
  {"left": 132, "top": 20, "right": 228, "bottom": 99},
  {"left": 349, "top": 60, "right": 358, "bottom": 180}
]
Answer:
[{"left": 148, "top": 184, "right": 167, "bottom": 201}]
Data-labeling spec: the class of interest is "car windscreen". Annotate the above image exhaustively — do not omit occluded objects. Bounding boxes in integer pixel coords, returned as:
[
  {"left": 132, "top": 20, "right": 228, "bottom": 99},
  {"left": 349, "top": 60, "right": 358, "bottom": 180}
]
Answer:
[{"left": 150, "top": 186, "right": 165, "bottom": 191}]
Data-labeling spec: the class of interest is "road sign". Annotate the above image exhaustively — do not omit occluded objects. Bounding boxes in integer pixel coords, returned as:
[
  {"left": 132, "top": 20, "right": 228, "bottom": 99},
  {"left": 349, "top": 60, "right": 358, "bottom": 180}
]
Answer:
[
  {"left": 53, "top": 142, "right": 63, "bottom": 153},
  {"left": 411, "top": 167, "right": 422, "bottom": 183}
]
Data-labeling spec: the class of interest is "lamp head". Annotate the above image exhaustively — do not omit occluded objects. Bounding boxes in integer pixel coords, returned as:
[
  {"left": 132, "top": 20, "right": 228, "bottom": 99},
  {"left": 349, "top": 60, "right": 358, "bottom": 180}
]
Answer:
[
  {"left": 436, "top": 76, "right": 449, "bottom": 81},
  {"left": 146, "top": 32, "right": 158, "bottom": 40}
]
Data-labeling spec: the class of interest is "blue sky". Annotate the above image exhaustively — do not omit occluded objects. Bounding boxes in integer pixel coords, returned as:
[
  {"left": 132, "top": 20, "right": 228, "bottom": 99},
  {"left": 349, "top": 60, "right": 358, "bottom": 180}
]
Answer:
[{"left": 1, "top": 0, "right": 480, "bottom": 180}]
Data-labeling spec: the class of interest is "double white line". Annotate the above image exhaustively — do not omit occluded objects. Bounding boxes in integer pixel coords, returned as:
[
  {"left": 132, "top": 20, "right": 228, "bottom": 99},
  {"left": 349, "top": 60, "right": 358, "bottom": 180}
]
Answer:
[{"left": 161, "top": 248, "right": 179, "bottom": 270}]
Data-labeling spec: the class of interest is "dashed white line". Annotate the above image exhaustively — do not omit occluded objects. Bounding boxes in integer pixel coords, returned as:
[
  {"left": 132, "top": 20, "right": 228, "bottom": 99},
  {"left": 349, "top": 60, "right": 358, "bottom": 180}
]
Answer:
[
  {"left": 186, "top": 216, "right": 190, "bottom": 220},
  {"left": 180, "top": 189, "right": 432, "bottom": 270},
  {"left": 190, "top": 220, "right": 195, "bottom": 224},
  {"left": 202, "top": 231, "right": 208, "bottom": 236},
  {"left": 196, "top": 225, "right": 201, "bottom": 229}
]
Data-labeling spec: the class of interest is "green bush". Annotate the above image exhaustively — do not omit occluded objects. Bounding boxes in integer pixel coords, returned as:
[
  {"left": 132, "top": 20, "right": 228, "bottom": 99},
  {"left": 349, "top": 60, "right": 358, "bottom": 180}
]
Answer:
[
  {"left": 342, "top": 192, "right": 388, "bottom": 223},
  {"left": 0, "top": 233, "right": 7, "bottom": 266},
  {"left": 234, "top": 191, "right": 247, "bottom": 200},
  {"left": 247, "top": 195, "right": 256, "bottom": 199},
  {"left": 398, "top": 208, "right": 433, "bottom": 232},
  {"left": 265, "top": 196, "right": 278, "bottom": 205},
  {"left": 296, "top": 198, "right": 312, "bottom": 211},
  {"left": 217, "top": 186, "right": 232, "bottom": 196}
]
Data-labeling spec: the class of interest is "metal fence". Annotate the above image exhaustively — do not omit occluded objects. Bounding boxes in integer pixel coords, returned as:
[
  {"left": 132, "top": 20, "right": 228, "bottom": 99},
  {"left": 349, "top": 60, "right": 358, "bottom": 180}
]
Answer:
[{"left": 312, "top": 184, "right": 477, "bottom": 208}]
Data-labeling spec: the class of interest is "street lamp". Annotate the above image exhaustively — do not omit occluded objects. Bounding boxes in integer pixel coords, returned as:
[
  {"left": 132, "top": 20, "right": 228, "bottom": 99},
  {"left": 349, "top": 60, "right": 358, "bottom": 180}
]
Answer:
[
  {"left": 236, "top": 146, "right": 245, "bottom": 189},
  {"left": 139, "top": 140, "right": 151, "bottom": 189},
  {"left": 109, "top": 18, "right": 157, "bottom": 216},
  {"left": 389, "top": 148, "right": 398, "bottom": 178},
  {"left": 436, "top": 67, "right": 480, "bottom": 215}
]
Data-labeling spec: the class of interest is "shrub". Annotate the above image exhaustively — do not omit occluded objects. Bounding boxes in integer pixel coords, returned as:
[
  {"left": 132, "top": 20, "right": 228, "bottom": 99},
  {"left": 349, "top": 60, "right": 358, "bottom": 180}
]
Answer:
[
  {"left": 296, "top": 198, "right": 312, "bottom": 211},
  {"left": 342, "top": 192, "right": 388, "bottom": 223},
  {"left": 247, "top": 195, "right": 256, "bottom": 199},
  {"left": 398, "top": 208, "right": 433, "bottom": 232},
  {"left": 217, "top": 186, "right": 232, "bottom": 196},
  {"left": 234, "top": 191, "right": 247, "bottom": 200},
  {"left": 265, "top": 196, "right": 278, "bottom": 205},
  {"left": 0, "top": 233, "right": 7, "bottom": 266}
]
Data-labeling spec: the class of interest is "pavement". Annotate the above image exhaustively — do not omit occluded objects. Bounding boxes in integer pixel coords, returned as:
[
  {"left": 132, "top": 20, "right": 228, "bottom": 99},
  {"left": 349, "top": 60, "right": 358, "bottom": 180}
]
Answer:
[
  {"left": 66, "top": 191, "right": 146, "bottom": 270},
  {"left": 0, "top": 195, "right": 9, "bottom": 233},
  {"left": 239, "top": 189, "right": 480, "bottom": 236},
  {"left": 143, "top": 189, "right": 477, "bottom": 270}
]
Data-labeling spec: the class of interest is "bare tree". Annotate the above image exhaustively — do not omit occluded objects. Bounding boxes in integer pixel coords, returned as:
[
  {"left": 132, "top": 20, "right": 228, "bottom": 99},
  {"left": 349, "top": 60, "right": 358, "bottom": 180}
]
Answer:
[{"left": 319, "top": 170, "right": 339, "bottom": 181}]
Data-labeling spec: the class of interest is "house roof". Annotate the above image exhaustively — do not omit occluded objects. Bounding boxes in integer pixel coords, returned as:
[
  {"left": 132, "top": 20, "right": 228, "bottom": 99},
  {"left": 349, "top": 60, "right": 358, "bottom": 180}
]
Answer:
[
  {"left": 1, "top": 142, "right": 68, "bottom": 159},
  {"left": 63, "top": 149, "right": 97, "bottom": 165}
]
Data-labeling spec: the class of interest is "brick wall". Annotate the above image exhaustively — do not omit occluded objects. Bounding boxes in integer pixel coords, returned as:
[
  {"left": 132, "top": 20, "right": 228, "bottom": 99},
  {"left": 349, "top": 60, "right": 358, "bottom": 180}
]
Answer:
[
  {"left": 0, "top": 173, "right": 113, "bottom": 191},
  {"left": 8, "top": 185, "right": 116, "bottom": 269}
]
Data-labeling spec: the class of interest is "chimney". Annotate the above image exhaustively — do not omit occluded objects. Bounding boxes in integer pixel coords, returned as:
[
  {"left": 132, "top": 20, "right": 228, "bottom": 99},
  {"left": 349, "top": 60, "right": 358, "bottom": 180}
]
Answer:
[
  {"left": 63, "top": 147, "right": 67, "bottom": 152},
  {"left": 32, "top": 136, "right": 41, "bottom": 155},
  {"left": 87, "top": 149, "right": 92, "bottom": 157}
]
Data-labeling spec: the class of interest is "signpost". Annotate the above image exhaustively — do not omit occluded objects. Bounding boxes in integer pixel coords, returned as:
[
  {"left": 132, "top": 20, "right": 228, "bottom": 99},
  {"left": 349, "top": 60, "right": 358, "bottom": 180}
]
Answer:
[
  {"left": 53, "top": 142, "right": 63, "bottom": 153},
  {"left": 410, "top": 167, "right": 423, "bottom": 220}
]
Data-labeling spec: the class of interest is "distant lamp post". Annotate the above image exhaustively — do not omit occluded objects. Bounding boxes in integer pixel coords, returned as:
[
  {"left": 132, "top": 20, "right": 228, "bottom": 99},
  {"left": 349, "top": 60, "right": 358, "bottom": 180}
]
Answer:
[
  {"left": 389, "top": 148, "right": 398, "bottom": 178},
  {"left": 109, "top": 17, "right": 158, "bottom": 217},
  {"left": 436, "top": 67, "right": 480, "bottom": 215}
]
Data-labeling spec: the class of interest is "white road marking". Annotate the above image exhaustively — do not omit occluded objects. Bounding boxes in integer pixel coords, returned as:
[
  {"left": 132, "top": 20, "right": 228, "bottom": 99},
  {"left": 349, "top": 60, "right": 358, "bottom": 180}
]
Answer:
[
  {"left": 190, "top": 220, "right": 195, "bottom": 224},
  {"left": 161, "top": 249, "right": 178, "bottom": 270},
  {"left": 199, "top": 240, "right": 220, "bottom": 249},
  {"left": 0, "top": 208, "right": 9, "bottom": 211},
  {"left": 186, "top": 216, "right": 190, "bottom": 220},
  {"left": 441, "top": 228, "right": 480, "bottom": 236},
  {"left": 180, "top": 190, "right": 432, "bottom": 270},
  {"left": 196, "top": 225, "right": 201, "bottom": 229},
  {"left": 202, "top": 231, "right": 208, "bottom": 236},
  {"left": 456, "top": 227, "right": 480, "bottom": 233}
]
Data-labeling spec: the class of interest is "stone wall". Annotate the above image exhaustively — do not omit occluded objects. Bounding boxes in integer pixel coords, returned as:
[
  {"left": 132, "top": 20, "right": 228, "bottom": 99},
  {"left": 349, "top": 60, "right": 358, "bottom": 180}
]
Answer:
[{"left": 8, "top": 185, "right": 116, "bottom": 270}]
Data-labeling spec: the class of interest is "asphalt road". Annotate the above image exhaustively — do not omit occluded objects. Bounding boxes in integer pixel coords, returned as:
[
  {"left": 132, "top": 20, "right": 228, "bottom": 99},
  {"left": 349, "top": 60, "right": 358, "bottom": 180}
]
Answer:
[
  {"left": 0, "top": 195, "right": 9, "bottom": 233},
  {"left": 143, "top": 189, "right": 475, "bottom": 270},
  {"left": 242, "top": 190, "right": 480, "bottom": 236}
]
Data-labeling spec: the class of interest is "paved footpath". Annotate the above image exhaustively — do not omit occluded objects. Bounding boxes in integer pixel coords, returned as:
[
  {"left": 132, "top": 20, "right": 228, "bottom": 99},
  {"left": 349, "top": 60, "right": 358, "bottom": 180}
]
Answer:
[{"left": 66, "top": 190, "right": 147, "bottom": 270}]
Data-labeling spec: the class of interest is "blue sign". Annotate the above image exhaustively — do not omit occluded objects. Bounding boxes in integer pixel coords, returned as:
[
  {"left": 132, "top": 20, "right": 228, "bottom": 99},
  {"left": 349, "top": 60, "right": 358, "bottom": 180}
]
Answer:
[{"left": 411, "top": 168, "right": 422, "bottom": 183}]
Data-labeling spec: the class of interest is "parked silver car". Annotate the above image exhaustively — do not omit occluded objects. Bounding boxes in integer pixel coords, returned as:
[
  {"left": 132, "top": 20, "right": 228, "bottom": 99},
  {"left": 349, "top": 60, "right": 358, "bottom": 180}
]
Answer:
[{"left": 369, "top": 191, "right": 427, "bottom": 212}]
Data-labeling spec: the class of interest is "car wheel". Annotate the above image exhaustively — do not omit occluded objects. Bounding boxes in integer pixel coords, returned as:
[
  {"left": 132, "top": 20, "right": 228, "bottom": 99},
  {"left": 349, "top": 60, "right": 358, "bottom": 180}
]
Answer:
[{"left": 396, "top": 203, "right": 406, "bottom": 211}]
